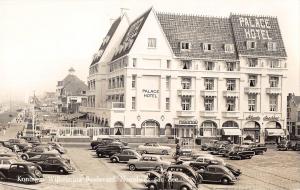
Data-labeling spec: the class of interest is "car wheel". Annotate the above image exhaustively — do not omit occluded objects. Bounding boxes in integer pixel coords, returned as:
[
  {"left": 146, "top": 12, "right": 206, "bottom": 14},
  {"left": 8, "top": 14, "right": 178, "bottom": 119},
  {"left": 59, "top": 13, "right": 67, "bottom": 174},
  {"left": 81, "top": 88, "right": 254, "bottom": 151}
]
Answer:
[
  {"left": 21, "top": 155, "right": 28, "bottom": 160},
  {"left": 34, "top": 169, "right": 43, "bottom": 178},
  {"left": 221, "top": 177, "right": 230, "bottom": 185},
  {"left": 142, "top": 150, "right": 147, "bottom": 154},
  {"left": 147, "top": 183, "right": 157, "bottom": 190},
  {"left": 111, "top": 157, "right": 118, "bottom": 163},
  {"left": 180, "top": 186, "right": 190, "bottom": 190},
  {"left": 58, "top": 168, "right": 66, "bottom": 175},
  {"left": 129, "top": 164, "right": 136, "bottom": 171},
  {"left": 162, "top": 150, "right": 168, "bottom": 155},
  {"left": 97, "top": 153, "right": 103, "bottom": 158}
]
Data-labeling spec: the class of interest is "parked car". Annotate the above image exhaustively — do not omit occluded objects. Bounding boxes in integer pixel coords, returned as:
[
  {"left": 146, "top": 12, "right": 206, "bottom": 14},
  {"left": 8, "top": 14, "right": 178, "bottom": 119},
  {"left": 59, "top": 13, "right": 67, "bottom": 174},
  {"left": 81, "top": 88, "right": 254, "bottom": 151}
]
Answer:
[
  {"left": 0, "top": 163, "right": 43, "bottom": 184},
  {"left": 0, "top": 152, "right": 20, "bottom": 159},
  {"left": 200, "top": 140, "right": 219, "bottom": 151},
  {"left": 197, "top": 165, "right": 237, "bottom": 185},
  {"left": 110, "top": 149, "right": 141, "bottom": 163},
  {"left": 292, "top": 141, "right": 300, "bottom": 151},
  {"left": 96, "top": 145, "right": 130, "bottom": 158},
  {"left": 243, "top": 143, "right": 267, "bottom": 155},
  {"left": 48, "top": 142, "right": 67, "bottom": 154},
  {"left": 27, "top": 152, "right": 68, "bottom": 163},
  {"left": 8, "top": 139, "right": 32, "bottom": 152},
  {"left": 128, "top": 155, "right": 171, "bottom": 171},
  {"left": 210, "top": 144, "right": 230, "bottom": 155},
  {"left": 277, "top": 140, "right": 293, "bottom": 151},
  {"left": 91, "top": 138, "right": 128, "bottom": 150},
  {"left": 137, "top": 142, "right": 171, "bottom": 155},
  {"left": 20, "top": 146, "right": 59, "bottom": 160},
  {"left": 177, "top": 153, "right": 215, "bottom": 162},
  {"left": 145, "top": 171, "right": 197, "bottom": 190},
  {"left": 228, "top": 146, "right": 255, "bottom": 160},
  {"left": 36, "top": 157, "right": 74, "bottom": 174},
  {"left": 0, "top": 157, "right": 20, "bottom": 169},
  {"left": 183, "top": 156, "right": 225, "bottom": 170}
]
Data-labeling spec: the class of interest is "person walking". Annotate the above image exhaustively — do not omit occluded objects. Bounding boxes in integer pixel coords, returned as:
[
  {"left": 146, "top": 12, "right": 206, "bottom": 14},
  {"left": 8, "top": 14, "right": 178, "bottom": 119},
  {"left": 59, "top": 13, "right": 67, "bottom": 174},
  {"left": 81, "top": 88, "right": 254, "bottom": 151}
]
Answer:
[{"left": 3, "top": 127, "right": 6, "bottom": 136}]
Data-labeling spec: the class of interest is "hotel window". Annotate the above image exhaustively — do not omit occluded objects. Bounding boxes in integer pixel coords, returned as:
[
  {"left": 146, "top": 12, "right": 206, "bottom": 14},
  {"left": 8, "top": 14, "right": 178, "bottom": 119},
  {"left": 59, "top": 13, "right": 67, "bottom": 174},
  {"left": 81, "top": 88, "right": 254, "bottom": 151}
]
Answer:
[
  {"left": 181, "top": 77, "right": 191, "bottom": 89},
  {"left": 132, "top": 75, "right": 136, "bottom": 88},
  {"left": 182, "top": 60, "right": 192, "bottom": 69},
  {"left": 200, "top": 121, "right": 217, "bottom": 137},
  {"left": 180, "top": 42, "right": 191, "bottom": 50},
  {"left": 132, "top": 58, "right": 137, "bottom": 67},
  {"left": 166, "top": 98, "right": 170, "bottom": 110},
  {"left": 224, "top": 44, "right": 234, "bottom": 53},
  {"left": 297, "top": 126, "right": 300, "bottom": 136},
  {"left": 246, "top": 41, "right": 256, "bottom": 49},
  {"left": 181, "top": 96, "right": 191, "bottom": 110},
  {"left": 204, "top": 78, "right": 214, "bottom": 90},
  {"left": 249, "top": 75, "right": 257, "bottom": 87},
  {"left": 270, "top": 59, "right": 280, "bottom": 68},
  {"left": 248, "top": 94, "right": 256, "bottom": 112},
  {"left": 269, "top": 76, "right": 279, "bottom": 87},
  {"left": 167, "top": 60, "right": 171, "bottom": 69},
  {"left": 112, "top": 78, "right": 115, "bottom": 88},
  {"left": 205, "top": 61, "right": 214, "bottom": 70},
  {"left": 204, "top": 97, "right": 214, "bottom": 111},
  {"left": 116, "top": 77, "right": 120, "bottom": 88},
  {"left": 267, "top": 42, "right": 277, "bottom": 51},
  {"left": 148, "top": 38, "right": 157, "bottom": 48},
  {"left": 132, "top": 97, "right": 136, "bottom": 110},
  {"left": 226, "top": 79, "right": 236, "bottom": 91},
  {"left": 226, "top": 62, "right": 236, "bottom": 71},
  {"left": 120, "top": 75, "right": 124, "bottom": 88},
  {"left": 120, "top": 94, "right": 124, "bottom": 102},
  {"left": 226, "top": 98, "right": 236, "bottom": 111},
  {"left": 248, "top": 58, "right": 258, "bottom": 67},
  {"left": 298, "top": 112, "right": 300, "bottom": 121},
  {"left": 203, "top": 43, "right": 212, "bottom": 51},
  {"left": 269, "top": 95, "right": 278, "bottom": 111},
  {"left": 166, "top": 76, "right": 171, "bottom": 89}
]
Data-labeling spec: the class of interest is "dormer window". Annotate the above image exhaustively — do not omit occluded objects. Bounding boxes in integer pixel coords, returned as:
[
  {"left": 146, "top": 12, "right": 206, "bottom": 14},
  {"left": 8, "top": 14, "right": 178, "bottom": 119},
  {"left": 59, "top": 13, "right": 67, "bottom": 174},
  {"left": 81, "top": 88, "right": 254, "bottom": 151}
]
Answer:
[
  {"left": 246, "top": 41, "right": 256, "bottom": 49},
  {"left": 267, "top": 42, "right": 277, "bottom": 51},
  {"left": 248, "top": 58, "right": 258, "bottom": 67},
  {"left": 224, "top": 44, "right": 234, "bottom": 53},
  {"left": 180, "top": 42, "right": 191, "bottom": 50},
  {"left": 148, "top": 38, "right": 157, "bottom": 48},
  {"left": 203, "top": 43, "right": 212, "bottom": 51}
]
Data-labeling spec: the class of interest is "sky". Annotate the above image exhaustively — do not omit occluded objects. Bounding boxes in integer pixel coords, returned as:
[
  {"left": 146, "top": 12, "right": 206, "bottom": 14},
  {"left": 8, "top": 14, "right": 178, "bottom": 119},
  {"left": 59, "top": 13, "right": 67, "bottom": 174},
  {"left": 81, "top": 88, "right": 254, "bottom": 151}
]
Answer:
[{"left": 0, "top": 0, "right": 299, "bottom": 102}]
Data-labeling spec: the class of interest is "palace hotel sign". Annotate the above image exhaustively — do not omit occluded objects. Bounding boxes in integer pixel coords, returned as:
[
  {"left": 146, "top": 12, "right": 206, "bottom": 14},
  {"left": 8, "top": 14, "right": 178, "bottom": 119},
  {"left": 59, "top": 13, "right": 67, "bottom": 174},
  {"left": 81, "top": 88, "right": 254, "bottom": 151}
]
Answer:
[{"left": 238, "top": 17, "right": 272, "bottom": 40}]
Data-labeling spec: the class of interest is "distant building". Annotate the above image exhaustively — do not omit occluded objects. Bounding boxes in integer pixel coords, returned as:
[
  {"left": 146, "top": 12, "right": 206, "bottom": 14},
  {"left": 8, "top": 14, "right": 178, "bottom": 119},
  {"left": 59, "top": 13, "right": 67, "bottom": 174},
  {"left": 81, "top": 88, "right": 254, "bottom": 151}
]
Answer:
[
  {"left": 287, "top": 93, "right": 300, "bottom": 140},
  {"left": 56, "top": 68, "right": 88, "bottom": 113},
  {"left": 81, "top": 8, "right": 288, "bottom": 143}
]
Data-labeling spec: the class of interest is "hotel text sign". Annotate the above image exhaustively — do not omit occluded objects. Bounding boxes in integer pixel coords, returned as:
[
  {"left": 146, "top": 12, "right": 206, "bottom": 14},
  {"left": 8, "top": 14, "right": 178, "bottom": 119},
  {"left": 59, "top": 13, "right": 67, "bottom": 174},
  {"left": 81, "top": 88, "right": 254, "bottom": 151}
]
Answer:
[
  {"left": 142, "top": 89, "right": 159, "bottom": 98},
  {"left": 239, "top": 17, "right": 272, "bottom": 40}
]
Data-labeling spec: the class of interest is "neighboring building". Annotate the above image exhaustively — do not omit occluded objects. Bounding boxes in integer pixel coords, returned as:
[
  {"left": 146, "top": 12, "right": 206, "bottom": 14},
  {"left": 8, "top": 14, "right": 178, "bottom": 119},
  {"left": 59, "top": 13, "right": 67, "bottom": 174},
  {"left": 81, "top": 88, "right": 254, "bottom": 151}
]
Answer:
[
  {"left": 40, "top": 92, "right": 56, "bottom": 112},
  {"left": 81, "top": 8, "right": 288, "bottom": 144},
  {"left": 287, "top": 93, "right": 300, "bottom": 140},
  {"left": 56, "top": 68, "right": 88, "bottom": 114}
]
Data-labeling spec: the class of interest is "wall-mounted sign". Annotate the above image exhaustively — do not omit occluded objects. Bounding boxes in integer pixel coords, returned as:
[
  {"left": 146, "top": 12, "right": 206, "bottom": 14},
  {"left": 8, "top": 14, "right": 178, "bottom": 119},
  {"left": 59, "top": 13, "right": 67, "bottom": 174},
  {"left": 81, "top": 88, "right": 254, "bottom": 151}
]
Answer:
[
  {"left": 245, "top": 115, "right": 260, "bottom": 121},
  {"left": 177, "top": 120, "right": 198, "bottom": 125},
  {"left": 142, "top": 89, "right": 159, "bottom": 98},
  {"left": 263, "top": 116, "right": 279, "bottom": 121},
  {"left": 239, "top": 17, "right": 272, "bottom": 40}
]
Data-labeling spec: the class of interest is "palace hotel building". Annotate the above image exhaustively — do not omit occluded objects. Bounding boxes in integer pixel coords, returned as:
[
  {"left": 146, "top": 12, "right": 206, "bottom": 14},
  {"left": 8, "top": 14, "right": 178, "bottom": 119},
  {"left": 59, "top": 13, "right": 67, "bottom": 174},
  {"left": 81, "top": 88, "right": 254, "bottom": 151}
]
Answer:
[{"left": 80, "top": 8, "right": 288, "bottom": 144}]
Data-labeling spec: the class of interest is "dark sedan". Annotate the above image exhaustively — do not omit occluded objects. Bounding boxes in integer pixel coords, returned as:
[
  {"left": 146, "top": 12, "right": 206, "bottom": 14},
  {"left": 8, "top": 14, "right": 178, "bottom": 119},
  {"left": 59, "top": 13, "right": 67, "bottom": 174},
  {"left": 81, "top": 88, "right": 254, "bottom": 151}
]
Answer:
[
  {"left": 36, "top": 157, "right": 74, "bottom": 174},
  {"left": 197, "top": 165, "right": 237, "bottom": 185},
  {"left": 110, "top": 149, "right": 141, "bottom": 163}
]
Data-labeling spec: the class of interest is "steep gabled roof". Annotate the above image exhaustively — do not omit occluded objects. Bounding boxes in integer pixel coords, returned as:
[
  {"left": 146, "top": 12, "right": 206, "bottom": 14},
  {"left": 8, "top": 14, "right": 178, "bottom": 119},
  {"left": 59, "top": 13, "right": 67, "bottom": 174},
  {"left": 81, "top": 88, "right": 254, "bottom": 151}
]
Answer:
[
  {"left": 156, "top": 13, "right": 238, "bottom": 60},
  {"left": 111, "top": 8, "right": 152, "bottom": 61},
  {"left": 91, "top": 17, "right": 122, "bottom": 65},
  {"left": 62, "top": 74, "right": 88, "bottom": 96}
]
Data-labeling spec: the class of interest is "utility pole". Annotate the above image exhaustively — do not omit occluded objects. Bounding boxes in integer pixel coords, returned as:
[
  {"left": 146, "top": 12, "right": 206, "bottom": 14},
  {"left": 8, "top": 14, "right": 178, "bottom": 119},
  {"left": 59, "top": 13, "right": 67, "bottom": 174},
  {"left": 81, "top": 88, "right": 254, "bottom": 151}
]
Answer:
[{"left": 32, "top": 91, "right": 35, "bottom": 137}]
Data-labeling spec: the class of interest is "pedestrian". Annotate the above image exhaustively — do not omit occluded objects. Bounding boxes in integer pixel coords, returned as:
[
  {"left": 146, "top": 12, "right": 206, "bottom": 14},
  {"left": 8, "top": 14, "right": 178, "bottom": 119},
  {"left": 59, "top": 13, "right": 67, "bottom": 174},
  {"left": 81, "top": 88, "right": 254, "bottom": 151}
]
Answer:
[
  {"left": 3, "top": 127, "right": 6, "bottom": 136},
  {"left": 176, "top": 143, "right": 181, "bottom": 155}
]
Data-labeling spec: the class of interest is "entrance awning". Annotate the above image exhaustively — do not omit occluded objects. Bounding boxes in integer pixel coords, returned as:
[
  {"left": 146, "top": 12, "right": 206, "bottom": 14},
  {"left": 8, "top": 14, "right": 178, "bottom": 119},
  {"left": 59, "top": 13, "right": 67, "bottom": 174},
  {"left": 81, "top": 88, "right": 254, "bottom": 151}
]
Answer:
[
  {"left": 222, "top": 128, "right": 242, "bottom": 136},
  {"left": 265, "top": 128, "right": 285, "bottom": 136}
]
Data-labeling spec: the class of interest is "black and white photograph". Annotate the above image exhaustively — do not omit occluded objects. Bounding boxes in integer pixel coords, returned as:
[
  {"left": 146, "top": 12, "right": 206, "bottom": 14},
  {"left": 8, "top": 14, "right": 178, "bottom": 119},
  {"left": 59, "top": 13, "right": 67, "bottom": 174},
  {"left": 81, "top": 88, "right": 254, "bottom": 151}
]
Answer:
[{"left": 0, "top": 0, "right": 300, "bottom": 189}]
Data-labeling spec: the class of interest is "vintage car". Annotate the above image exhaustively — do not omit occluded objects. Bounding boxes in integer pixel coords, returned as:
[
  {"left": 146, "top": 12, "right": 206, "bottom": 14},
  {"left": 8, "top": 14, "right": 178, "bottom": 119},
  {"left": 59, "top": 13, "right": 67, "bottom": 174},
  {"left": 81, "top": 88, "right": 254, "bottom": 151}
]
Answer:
[
  {"left": 0, "top": 163, "right": 43, "bottom": 184},
  {"left": 210, "top": 143, "right": 230, "bottom": 155},
  {"left": 128, "top": 155, "right": 171, "bottom": 171},
  {"left": 228, "top": 146, "right": 255, "bottom": 160},
  {"left": 243, "top": 143, "right": 267, "bottom": 155},
  {"left": 36, "top": 157, "right": 75, "bottom": 174},
  {"left": 48, "top": 142, "right": 67, "bottom": 154},
  {"left": 145, "top": 171, "right": 198, "bottom": 190},
  {"left": 20, "top": 146, "right": 59, "bottom": 160},
  {"left": 292, "top": 141, "right": 300, "bottom": 151},
  {"left": 200, "top": 140, "right": 219, "bottom": 151},
  {"left": 0, "top": 157, "right": 19, "bottom": 169},
  {"left": 27, "top": 152, "right": 69, "bottom": 163},
  {"left": 218, "top": 144, "right": 238, "bottom": 157},
  {"left": 177, "top": 153, "right": 215, "bottom": 162},
  {"left": 96, "top": 144, "right": 130, "bottom": 158},
  {"left": 8, "top": 138, "right": 32, "bottom": 152},
  {"left": 277, "top": 140, "right": 293, "bottom": 151},
  {"left": 90, "top": 138, "right": 128, "bottom": 150},
  {"left": 110, "top": 149, "right": 141, "bottom": 163},
  {"left": 137, "top": 142, "right": 171, "bottom": 155},
  {"left": 197, "top": 165, "right": 237, "bottom": 184}
]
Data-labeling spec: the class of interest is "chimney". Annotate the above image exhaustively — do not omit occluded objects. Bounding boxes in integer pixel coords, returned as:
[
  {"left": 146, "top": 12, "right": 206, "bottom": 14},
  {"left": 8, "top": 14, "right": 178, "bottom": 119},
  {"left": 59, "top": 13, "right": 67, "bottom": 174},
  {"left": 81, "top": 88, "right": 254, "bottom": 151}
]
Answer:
[{"left": 68, "top": 67, "right": 75, "bottom": 75}]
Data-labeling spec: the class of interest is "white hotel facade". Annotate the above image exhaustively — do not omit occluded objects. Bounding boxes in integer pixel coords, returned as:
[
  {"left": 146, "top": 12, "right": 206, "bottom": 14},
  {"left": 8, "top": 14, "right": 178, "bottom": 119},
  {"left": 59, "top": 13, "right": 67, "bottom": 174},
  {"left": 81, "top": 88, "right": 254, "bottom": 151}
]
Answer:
[{"left": 80, "top": 8, "right": 288, "bottom": 144}]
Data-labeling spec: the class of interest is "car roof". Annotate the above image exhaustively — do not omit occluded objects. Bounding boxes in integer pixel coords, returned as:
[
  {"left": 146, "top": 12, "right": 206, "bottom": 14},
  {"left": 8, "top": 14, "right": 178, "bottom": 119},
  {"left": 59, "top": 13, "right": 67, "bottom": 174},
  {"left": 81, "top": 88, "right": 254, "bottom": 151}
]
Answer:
[{"left": 142, "top": 154, "right": 160, "bottom": 158}]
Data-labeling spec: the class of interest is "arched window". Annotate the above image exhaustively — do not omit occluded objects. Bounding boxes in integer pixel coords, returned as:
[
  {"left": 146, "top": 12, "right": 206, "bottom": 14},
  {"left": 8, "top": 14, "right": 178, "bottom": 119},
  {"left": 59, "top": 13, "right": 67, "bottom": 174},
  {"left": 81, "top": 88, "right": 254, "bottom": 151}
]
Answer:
[
  {"left": 222, "top": 120, "right": 239, "bottom": 128},
  {"left": 200, "top": 121, "right": 217, "bottom": 137}
]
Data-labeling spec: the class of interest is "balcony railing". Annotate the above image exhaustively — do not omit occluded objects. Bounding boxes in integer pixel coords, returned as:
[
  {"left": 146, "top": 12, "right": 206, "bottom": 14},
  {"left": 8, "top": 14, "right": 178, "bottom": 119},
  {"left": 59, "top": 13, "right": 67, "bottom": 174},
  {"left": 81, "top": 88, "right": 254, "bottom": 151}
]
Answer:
[
  {"left": 200, "top": 90, "right": 217, "bottom": 97},
  {"left": 177, "top": 89, "right": 196, "bottom": 96},
  {"left": 222, "top": 111, "right": 240, "bottom": 118},
  {"left": 110, "top": 102, "right": 125, "bottom": 109},
  {"left": 244, "top": 87, "right": 261, "bottom": 94},
  {"left": 200, "top": 111, "right": 217, "bottom": 118},
  {"left": 223, "top": 91, "right": 239, "bottom": 97},
  {"left": 177, "top": 110, "right": 196, "bottom": 117},
  {"left": 266, "top": 87, "right": 281, "bottom": 94}
]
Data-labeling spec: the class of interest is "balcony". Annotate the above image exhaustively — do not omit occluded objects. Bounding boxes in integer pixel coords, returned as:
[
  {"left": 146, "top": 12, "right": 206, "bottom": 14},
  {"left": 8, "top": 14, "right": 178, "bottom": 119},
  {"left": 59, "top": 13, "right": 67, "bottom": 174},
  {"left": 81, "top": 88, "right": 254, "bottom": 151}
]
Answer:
[
  {"left": 244, "top": 87, "right": 261, "bottom": 94},
  {"left": 177, "top": 89, "right": 195, "bottom": 96},
  {"left": 223, "top": 91, "right": 239, "bottom": 98},
  {"left": 177, "top": 110, "right": 196, "bottom": 117},
  {"left": 200, "top": 111, "right": 217, "bottom": 118},
  {"left": 79, "top": 106, "right": 94, "bottom": 113},
  {"left": 222, "top": 111, "right": 240, "bottom": 118},
  {"left": 110, "top": 102, "right": 125, "bottom": 110},
  {"left": 200, "top": 90, "right": 217, "bottom": 97},
  {"left": 266, "top": 87, "right": 281, "bottom": 94}
]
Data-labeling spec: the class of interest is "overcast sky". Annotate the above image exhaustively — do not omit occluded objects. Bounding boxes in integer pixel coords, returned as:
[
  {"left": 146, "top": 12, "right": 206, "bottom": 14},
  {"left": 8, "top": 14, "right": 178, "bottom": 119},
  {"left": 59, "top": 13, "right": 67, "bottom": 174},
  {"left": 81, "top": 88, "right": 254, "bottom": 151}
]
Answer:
[{"left": 0, "top": 0, "right": 299, "bottom": 102}]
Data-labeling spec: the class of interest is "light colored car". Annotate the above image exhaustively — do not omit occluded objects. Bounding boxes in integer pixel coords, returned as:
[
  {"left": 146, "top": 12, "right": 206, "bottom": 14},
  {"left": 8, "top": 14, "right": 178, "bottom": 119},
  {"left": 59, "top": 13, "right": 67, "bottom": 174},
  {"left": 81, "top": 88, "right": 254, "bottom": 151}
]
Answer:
[
  {"left": 178, "top": 153, "right": 215, "bottom": 162},
  {"left": 127, "top": 154, "right": 170, "bottom": 171},
  {"left": 137, "top": 142, "right": 171, "bottom": 155},
  {"left": 0, "top": 157, "right": 19, "bottom": 169}
]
